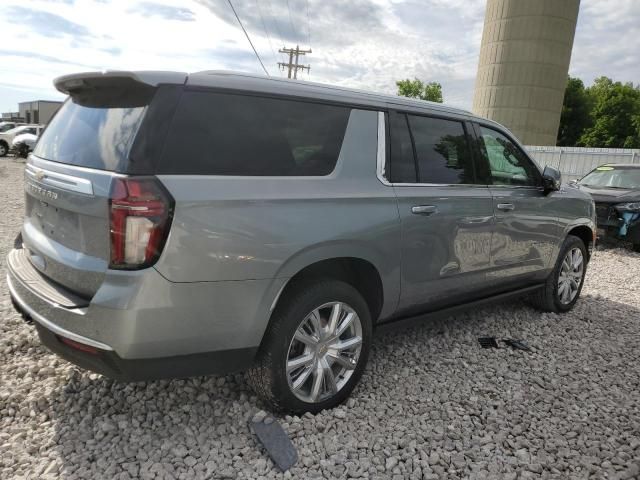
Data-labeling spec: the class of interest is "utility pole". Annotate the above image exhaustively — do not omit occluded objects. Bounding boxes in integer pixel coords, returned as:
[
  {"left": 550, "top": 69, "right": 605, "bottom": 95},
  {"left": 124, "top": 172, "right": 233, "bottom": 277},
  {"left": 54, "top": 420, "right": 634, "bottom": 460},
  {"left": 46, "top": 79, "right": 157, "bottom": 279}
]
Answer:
[{"left": 278, "top": 45, "right": 311, "bottom": 79}]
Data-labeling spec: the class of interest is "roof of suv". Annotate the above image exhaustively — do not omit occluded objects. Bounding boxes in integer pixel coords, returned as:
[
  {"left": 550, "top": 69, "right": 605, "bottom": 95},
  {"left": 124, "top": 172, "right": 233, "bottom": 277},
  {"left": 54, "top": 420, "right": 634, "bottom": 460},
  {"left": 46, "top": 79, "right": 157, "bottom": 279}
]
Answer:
[
  {"left": 54, "top": 70, "right": 476, "bottom": 120},
  {"left": 189, "top": 70, "right": 473, "bottom": 118}
]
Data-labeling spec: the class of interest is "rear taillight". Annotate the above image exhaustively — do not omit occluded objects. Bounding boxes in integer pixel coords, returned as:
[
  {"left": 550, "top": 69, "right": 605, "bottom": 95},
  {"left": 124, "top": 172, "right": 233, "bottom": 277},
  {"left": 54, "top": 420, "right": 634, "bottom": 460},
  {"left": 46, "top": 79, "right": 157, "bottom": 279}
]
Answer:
[{"left": 109, "top": 177, "right": 173, "bottom": 270}]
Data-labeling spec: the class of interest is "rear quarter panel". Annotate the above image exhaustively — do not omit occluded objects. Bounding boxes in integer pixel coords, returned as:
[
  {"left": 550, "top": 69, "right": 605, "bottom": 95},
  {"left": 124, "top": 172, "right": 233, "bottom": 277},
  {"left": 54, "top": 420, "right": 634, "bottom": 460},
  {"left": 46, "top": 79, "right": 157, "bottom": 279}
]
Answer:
[{"left": 155, "top": 109, "right": 401, "bottom": 319}]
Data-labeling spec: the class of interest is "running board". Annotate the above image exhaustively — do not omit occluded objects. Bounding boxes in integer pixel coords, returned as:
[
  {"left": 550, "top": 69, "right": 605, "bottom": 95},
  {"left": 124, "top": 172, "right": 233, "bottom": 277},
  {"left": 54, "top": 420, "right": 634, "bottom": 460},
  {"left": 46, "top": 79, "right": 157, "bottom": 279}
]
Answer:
[{"left": 375, "top": 284, "right": 543, "bottom": 335}]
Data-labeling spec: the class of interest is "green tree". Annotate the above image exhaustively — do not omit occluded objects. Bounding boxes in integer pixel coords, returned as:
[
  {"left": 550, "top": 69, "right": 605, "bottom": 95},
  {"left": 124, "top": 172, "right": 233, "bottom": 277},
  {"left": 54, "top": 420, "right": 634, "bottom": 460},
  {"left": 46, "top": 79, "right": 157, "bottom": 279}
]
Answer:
[
  {"left": 396, "top": 78, "right": 443, "bottom": 103},
  {"left": 557, "top": 76, "right": 592, "bottom": 146},
  {"left": 579, "top": 77, "right": 640, "bottom": 148}
]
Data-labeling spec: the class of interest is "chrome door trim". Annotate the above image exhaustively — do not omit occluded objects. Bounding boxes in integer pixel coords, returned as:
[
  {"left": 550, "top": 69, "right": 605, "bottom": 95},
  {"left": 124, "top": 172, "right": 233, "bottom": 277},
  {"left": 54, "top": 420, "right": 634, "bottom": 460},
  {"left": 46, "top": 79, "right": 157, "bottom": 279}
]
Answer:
[
  {"left": 26, "top": 163, "right": 94, "bottom": 195},
  {"left": 376, "top": 111, "right": 392, "bottom": 186}
]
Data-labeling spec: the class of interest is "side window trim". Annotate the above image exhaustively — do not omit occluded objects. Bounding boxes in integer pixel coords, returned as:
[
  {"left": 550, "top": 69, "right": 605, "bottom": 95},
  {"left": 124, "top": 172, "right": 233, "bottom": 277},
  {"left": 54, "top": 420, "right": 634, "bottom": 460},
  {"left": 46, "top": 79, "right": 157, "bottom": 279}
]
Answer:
[
  {"left": 403, "top": 112, "right": 421, "bottom": 181},
  {"left": 462, "top": 120, "right": 478, "bottom": 185},
  {"left": 381, "top": 112, "right": 496, "bottom": 188},
  {"left": 474, "top": 121, "right": 544, "bottom": 189},
  {"left": 469, "top": 121, "right": 491, "bottom": 186},
  {"left": 377, "top": 111, "right": 390, "bottom": 185}
]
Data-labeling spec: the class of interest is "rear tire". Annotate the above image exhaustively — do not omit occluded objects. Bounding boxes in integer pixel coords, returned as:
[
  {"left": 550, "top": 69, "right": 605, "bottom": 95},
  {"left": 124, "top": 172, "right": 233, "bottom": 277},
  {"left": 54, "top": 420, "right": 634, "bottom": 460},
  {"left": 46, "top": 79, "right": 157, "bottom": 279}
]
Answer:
[
  {"left": 530, "top": 234, "right": 588, "bottom": 313},
  {"left": 0, "top": 141, "right": 8, "bottom": 157},
  {"left": 247, "top": 279, "right": 372, "bottom": 414}
]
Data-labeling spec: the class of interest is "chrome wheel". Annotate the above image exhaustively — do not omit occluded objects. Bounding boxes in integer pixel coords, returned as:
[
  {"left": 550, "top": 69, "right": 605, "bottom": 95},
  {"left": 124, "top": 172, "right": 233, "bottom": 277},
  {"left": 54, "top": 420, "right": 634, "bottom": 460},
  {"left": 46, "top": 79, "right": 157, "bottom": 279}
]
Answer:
[
  {"left": 286, "top": 301, "right": 363, "bottom": 403},
  {"left": 557, "top": 247, "right": 584, "bottom": 304}
]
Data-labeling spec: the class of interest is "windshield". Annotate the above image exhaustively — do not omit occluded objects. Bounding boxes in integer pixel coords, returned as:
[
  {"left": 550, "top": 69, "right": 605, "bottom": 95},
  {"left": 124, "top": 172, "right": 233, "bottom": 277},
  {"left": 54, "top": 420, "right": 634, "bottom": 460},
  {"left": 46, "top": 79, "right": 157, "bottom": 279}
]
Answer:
[
  {"left": 33, "top": 97, "right": 147, "bottom": 172},
  {"left": 579, "top": 166, "right": 640, "bottom": 189}
]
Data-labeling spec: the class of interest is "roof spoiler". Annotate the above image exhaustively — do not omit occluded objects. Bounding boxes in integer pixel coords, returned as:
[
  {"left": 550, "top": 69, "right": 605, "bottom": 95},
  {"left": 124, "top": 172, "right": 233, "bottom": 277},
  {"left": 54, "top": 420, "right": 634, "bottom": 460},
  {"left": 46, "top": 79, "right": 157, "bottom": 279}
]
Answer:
[{"left": 54, "top": 71, "right": 188, "bottom": 95}]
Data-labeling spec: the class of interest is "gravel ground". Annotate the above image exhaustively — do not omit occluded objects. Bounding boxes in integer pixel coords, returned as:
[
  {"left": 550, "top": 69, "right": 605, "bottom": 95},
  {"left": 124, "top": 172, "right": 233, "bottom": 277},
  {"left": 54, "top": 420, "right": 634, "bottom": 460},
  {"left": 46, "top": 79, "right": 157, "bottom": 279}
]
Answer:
[{"left": 1, "top": 156, "right": 639, "bottom": 480}]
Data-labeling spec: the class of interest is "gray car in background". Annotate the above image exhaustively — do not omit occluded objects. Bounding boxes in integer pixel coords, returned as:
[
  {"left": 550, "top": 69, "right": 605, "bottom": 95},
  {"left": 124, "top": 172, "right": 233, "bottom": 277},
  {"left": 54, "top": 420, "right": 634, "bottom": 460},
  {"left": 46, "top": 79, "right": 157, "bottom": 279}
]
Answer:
[{"left": 7, "top": 71, "right": 596, "bottom": 413}]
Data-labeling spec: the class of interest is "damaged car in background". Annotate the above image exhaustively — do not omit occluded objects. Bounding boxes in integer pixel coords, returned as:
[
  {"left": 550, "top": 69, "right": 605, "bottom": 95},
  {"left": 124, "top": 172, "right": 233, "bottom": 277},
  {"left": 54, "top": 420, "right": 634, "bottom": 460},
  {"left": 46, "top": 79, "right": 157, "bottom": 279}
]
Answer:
[{"left": 577, "top": 164, "right": 640, "bottom": 252}]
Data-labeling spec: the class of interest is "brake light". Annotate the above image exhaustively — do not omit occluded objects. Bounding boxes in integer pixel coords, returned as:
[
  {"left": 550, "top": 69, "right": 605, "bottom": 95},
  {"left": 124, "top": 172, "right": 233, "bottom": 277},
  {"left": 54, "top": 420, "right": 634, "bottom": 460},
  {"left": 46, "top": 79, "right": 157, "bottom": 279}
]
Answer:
[{"left": 109, "top": 177, "right": 173, "bottom": 269}]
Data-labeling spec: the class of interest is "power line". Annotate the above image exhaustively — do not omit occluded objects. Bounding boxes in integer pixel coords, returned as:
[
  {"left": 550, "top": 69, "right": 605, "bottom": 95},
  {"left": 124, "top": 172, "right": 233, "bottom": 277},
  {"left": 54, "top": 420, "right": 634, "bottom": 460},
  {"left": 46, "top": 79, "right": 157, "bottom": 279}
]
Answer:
[
  {"left": 256, "top": 0, "right": 278, "bottom": 69},
  {"left": 285, "top": 0, "right": 297, "bottom": 45},
  {"left": 266, "top": 0, "right": 285, "bottom": 45},
  {"left": 226, "top": 0, "right": 269, "bottom": 76},
  {"left": 265, "top": 0, "right": 287, "bottom": 76},
  {"left": 305, "top": 0, "right": 311, "bottom": 47}
]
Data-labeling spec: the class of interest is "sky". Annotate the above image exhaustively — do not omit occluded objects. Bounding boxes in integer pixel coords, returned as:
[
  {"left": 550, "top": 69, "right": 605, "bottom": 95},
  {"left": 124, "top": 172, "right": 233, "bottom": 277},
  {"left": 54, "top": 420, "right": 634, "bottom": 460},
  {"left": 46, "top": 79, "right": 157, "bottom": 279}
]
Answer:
[{"left": 0, "top": 0, "right": 638, "bottom": 113}]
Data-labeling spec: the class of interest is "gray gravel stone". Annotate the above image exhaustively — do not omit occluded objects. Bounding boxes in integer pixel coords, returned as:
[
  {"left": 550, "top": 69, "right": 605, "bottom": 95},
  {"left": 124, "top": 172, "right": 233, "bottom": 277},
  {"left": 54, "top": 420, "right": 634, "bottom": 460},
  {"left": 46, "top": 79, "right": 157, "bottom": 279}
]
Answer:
[{"left": 1, "top": 157, "right": 640, "bottom": 479}]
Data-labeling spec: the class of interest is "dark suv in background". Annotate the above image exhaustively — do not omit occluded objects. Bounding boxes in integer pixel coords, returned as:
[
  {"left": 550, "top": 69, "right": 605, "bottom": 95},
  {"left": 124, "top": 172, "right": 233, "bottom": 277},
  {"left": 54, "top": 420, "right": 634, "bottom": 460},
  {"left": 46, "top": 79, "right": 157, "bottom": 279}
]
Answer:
[{"left": 8, "top": 71, "right": 596, "bottom": 412}]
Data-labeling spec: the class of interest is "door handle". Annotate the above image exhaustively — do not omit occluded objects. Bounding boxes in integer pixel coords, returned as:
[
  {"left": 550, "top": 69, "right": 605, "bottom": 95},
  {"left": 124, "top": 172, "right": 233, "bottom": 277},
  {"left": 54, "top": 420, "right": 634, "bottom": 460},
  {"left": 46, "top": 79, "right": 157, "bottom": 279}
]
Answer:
[
  {"left": 411, "top": 205, "right": 437, "bottom": 215},
  {"left": 497, "top": 203, "right": 515, "bottom": 211}
]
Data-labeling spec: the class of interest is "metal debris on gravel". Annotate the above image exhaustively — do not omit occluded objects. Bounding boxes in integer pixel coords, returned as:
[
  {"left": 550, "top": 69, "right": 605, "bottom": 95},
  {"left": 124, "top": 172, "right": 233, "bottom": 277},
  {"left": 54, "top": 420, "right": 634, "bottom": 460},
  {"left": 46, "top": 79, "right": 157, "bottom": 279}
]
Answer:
[{"left": 1, "top": 157, "right": 639, "bottom": 479}]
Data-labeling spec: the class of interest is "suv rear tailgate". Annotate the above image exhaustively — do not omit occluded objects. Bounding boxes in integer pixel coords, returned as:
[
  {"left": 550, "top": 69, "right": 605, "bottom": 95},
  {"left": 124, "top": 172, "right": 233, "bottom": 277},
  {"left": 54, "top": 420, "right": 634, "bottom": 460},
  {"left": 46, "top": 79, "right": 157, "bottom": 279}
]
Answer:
[{"left": 21, "top": 157, "right": 114, "bottom": 297}]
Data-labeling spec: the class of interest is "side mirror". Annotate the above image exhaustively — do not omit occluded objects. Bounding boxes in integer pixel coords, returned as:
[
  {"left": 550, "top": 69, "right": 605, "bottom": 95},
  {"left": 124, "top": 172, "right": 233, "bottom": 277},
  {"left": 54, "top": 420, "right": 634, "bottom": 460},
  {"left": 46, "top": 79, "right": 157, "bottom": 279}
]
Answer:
[{"left": 542, "top": 166, "right": 561, "bottom": 193}]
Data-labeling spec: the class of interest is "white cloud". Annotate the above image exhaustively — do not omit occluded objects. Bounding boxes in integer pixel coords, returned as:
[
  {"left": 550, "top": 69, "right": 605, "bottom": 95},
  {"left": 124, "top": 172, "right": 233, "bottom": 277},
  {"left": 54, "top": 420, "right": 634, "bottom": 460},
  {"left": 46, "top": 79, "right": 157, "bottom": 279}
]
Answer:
[{"left": 0, "top": 0, "right": 638, "bottom": 113}]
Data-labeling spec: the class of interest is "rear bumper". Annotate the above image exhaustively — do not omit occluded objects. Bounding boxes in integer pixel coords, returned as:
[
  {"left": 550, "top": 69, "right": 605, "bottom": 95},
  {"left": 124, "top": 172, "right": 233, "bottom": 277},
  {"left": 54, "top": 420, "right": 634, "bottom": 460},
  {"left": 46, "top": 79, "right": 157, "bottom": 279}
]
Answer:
[
  {"left": 7, "top": 247, "right": 286, "bottom": 380},
  {"left": 32, "top": 321, "right": 256, "bottom": 382}
]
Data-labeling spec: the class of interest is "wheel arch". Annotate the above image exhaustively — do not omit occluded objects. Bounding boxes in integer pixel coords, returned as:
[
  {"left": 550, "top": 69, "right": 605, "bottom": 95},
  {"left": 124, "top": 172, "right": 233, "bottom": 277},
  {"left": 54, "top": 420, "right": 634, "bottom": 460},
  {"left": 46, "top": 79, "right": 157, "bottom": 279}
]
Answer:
[
  {"left": 566, "top": 223, "right": 595, "bottom": 260},
  {"left": 273, "top": 256, "right": 385, "bottom": 324}
]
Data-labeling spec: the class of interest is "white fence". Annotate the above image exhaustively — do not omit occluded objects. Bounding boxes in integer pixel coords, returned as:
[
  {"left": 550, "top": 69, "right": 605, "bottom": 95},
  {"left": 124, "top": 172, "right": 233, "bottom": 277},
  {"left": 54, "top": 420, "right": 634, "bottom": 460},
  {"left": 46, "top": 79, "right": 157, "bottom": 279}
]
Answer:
[{"left": 526, "top": 146, "right": 640, "bottom": 182}]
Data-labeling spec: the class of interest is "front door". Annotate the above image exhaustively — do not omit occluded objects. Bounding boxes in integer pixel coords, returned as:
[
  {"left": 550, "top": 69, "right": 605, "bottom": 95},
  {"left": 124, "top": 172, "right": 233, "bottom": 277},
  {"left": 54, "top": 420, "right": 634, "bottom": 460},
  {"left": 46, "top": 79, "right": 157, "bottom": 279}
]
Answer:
[
  {"left": 386, "top": 111, "right": 494, "bottom": 316},
  {"left": 473, "top": 123, "right": 559, "bottom": 287}
]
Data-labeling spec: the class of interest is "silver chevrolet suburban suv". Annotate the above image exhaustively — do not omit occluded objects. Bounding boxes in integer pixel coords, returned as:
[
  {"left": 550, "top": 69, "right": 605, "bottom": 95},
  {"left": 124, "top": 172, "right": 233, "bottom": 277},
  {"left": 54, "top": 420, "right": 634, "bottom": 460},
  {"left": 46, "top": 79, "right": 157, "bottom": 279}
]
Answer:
[{"left": 7, "top": 71, "right": 596, "bottom": 413}]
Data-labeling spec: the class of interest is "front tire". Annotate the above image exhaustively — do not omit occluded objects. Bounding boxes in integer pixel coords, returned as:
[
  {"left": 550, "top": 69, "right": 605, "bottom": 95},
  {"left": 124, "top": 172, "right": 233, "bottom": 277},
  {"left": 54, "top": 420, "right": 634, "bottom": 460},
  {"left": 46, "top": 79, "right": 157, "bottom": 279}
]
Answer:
[
  {"left": 247, "top": 279, "right": 372, "bottom": 414},
  {"left": 530, "top": 234, "right": 588, "bottom": 313}
]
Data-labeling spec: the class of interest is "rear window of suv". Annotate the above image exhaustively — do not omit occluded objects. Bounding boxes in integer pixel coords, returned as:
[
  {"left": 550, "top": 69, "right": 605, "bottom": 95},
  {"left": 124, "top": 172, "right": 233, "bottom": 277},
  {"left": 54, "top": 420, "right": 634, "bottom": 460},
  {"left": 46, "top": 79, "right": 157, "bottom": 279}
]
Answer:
[
  {"left": 33, "top": 88, "right": 151, "bottom": 172},
  {"left": 157, "top": 91, "right": 351, "bottom": 176}
]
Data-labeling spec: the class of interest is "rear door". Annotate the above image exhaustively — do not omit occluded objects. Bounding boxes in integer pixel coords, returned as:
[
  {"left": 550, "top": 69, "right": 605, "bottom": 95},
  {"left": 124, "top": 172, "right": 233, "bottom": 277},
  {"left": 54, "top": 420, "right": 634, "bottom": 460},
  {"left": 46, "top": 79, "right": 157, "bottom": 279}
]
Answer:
[
  {"left": 387, "top": 110, "right": 494, "bottom": 316},
  {"left": 472, "top": 123, "right": 559, "bottom": 286},
  {"left": 21, "top": 81, "right": 160, "bottom": 298}
]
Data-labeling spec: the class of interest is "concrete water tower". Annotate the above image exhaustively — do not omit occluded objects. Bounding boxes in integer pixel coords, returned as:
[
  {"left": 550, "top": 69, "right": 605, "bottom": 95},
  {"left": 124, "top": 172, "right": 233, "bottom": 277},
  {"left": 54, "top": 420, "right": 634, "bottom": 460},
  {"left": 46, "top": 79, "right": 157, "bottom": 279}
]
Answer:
[{"left": 472, "top": 0, "right": 580, "bottom": 146}]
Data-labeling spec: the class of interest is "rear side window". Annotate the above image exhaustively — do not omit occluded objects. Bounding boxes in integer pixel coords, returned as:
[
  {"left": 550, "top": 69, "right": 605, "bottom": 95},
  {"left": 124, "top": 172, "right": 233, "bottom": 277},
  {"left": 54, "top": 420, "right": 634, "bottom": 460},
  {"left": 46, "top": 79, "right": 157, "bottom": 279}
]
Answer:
[
  {"left": 407, "top": 115, "right": 475, "bottom": 184},
  {"left": 158, "top": 91, "right": 351, "bottom": 176},
  {"left": 33, "top": 90, "right": 150, "bottom": 171}
]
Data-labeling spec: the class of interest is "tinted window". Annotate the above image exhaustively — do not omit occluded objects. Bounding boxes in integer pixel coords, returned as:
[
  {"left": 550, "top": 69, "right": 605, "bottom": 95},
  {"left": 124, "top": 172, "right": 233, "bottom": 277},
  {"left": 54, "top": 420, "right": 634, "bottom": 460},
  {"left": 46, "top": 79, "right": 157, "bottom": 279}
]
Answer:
[
  {"left": 388, "top": 111, "right": 416, "bottom": 183},
  {"left": 477, "top": 126, "right": 541, "bottom": 186},
  {"left": 407, "top": 115, "right": 475, "bottom": 184},
  {"left": 158, "top": 91, "right": 351, "bottom": 176},
  {"left": 34, "top": 99, "right": 146, "bottom": 171}
]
